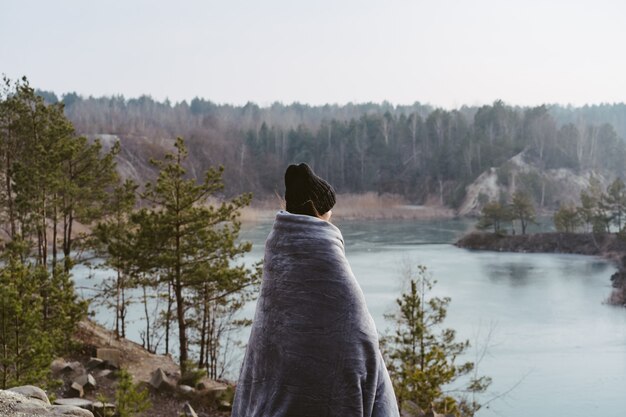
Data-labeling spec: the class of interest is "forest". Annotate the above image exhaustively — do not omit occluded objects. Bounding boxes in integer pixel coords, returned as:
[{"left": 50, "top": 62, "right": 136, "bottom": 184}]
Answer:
[
  {"left": 3, "top": 77, "right": 625, "bottom": 417},
  {"left": 0, "top": 77, "right": 257, "bottom": 388},
  {"left": 35, "top": 89, "right": 626, "bottom": 209},
  {"left": 1, "top": 78, "right": 490, "bottom": 415}
]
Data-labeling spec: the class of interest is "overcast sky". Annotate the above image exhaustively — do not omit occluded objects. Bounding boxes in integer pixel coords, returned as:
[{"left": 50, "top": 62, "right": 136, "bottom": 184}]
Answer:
[{"left": 2, "top": 0, "right": 625, "bottom": 108}]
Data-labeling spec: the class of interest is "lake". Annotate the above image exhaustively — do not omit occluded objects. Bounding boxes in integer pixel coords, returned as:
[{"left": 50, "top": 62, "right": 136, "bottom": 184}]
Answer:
[{"left": 76, "top": 216, "right": 626, "bottom": 417}]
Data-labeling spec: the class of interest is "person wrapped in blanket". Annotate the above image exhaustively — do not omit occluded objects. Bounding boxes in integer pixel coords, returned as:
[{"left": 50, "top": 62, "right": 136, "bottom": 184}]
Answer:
[{"left": 232, "top": 163, "right": 399, "bottom": 417}]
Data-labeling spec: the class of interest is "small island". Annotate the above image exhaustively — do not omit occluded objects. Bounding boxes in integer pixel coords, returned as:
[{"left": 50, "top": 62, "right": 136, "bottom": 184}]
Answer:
[{"left": 455, "top": 173, "right": 626, "bottom": 306}]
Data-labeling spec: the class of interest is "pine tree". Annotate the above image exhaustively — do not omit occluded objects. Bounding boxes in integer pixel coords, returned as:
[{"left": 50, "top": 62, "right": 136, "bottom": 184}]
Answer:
[
  {"left": 115, "top": 369, "right": 151, "bottom": 417},
  {"left": 94, "top": 179, "right": 139, "bottom": 339},
  {"left": 509, "top": 191, "right": 536, "bottom": 235},
  {"left": 605, "top": 178, "right": 626, "bottom": 232},
  {"left": 0, "top": 244, "right": 54, "bottom": 388},
  {"left": 477, "top": 201, "right": 510, "bottom": 234},
  {"left": 553, "top": 205, "right": 582, "bottom": 233},
  {"left": 0, "top": 77, "right": 100, "bottom": 386},
  {"left": 140, "top": 137, "right": 257, "bottom": 374},
  {"left": 384, "top": 265, "right": 491, "bottom": 416}
]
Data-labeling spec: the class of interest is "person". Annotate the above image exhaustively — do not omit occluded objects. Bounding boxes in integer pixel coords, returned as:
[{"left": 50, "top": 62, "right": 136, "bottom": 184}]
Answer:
[{"left": 232, "top": 163, "right": 399, "bottom": 417}]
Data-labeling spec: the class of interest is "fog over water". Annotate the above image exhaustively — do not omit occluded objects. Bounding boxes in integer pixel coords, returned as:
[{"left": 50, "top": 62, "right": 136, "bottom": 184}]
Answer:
[{"left": 76, "top": 217, "right": 626, "bottom": 416}]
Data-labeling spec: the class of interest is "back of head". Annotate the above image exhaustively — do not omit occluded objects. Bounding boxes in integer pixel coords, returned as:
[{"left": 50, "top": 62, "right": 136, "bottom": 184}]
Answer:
[{"left": 284, "top": 163, "right": 336, "bottom": 217}]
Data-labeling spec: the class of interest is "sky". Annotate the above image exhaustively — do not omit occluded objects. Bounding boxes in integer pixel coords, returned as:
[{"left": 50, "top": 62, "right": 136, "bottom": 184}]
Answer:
[{"left": 1, "top": 0, "right": 625, "bottom": 108}]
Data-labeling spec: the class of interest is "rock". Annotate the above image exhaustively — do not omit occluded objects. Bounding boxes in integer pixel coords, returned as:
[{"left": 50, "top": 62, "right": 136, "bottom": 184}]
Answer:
[
  {"left": 8, "top": 385, "right": 51, "bottom": 405},
  {"left": 13, "top": 400, "right": 48, "bottom": 415},
  {"left": 177, "top": 384, "right": 195, "bottom": 395},
  {"left": 75, "top": 374, "right": 97, "bottom": 391},
  {"left": 182, "top": 402, "right": 199, "bottom": 417},
  {"left": 51, "top": 405, "right": 95, "bottom": 416},
  {"left": 86, "top": 357, "right": 105, "bottom": 371},
  {"left": 217, "top": 400, "right": 232, "bottom": 412},
  {"left": 149, "top": 367, "right": 175, "bottom": 391},
  {"left": 204, "top": 384, "right": 228, "bottom": 401},
  {"left": 195, "top": 381, "right": 209, "bottom": 390},
  {"left": 90, "top": 401, "right": 116, "bottom": 416},
  {"left": 52, "top": 360, "right": 82, "bottom": 375},
  {"left": 96, "top": 348, "right": 122, "bottom": 369},
  {"left": 0, "top": 389, "right": 94, "bottom": 417},
  {"left": 53, "top": 398, "right": 94, "bottom": 409},
  {"left": 95, "top": 369, "right": 115, "bottom": 379},
  {"left": 68, "top": 382, "right": 84, "bottom": 398}
]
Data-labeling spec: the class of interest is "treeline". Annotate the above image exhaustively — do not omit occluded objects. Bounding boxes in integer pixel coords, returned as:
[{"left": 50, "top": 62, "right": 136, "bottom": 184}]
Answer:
[
  {"left": 0, "top": 77, "right": 256, "bottom": 387},
  {"left": 553, "top": 177, "right": 626, "bottom": 233},
  {"left": 36, "top": 90, "right": 626, "bottom": 207},
  {"left": 0, "top": 77, "right": 114, "bottom": 387},
  {"left": 477, "top": 177, "right": 626, "bottom": 235}
]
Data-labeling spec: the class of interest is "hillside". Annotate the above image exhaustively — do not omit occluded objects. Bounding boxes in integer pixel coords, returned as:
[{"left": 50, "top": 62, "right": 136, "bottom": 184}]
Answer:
[
  {"left": 45, "top": 96, "right": 626, "bottom": 209},
  {"left": 458, "top": 150, "right": 608, "bottom": 216},
  {"left": 70, "top": 320, "right": 231, "bottom": 417}
]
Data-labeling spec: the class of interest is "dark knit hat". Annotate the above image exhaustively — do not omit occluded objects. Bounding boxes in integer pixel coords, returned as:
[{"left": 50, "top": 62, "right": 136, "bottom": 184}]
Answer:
[{"left": 284, "top": 163, "right": 336, "bottom": 216}]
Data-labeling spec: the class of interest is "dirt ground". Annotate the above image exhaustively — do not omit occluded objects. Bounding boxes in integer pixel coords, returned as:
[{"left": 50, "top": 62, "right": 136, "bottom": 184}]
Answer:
[{"left": 58, "top": 320, "right": 232, "bottom": 417}]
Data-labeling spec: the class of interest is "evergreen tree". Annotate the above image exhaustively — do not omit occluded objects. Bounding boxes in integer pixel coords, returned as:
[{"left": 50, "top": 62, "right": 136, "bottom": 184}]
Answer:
[
  {"left": 0, "top": 244, "right": 54, "bottom": 388},
  {"left": 384, "top": 265, "right": 491, "bottom": 416},
  {"left": 553, "top": 205, "right": 581, "bottom": 233},
  {"left": 577, "top": 177, "right": 612, "bottom": 233},
  {"left": 477, "top": 201, "right": 510, "bottom": 233},
  {"left": 0, "top": 77, "right": 96, "bottom": 386},
  {"left": 509, "top": 192, "right": 536, "bottom": 235},
  {"left": 140, "top": 137, "right": 257, "bottom": 374},
  {"left": 115, "top": 368, "right": 151, "bottom": 417},
  {"left": 605, "top": 178, "right": 626, "bottom": 231},
  {"left": 94, "top": 179, "right": 139, "bottom": 339}
]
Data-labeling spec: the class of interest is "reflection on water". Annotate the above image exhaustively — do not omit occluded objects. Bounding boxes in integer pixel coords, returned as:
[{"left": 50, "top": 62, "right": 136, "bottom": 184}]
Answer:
[{"left": 486, "top": 262, "right": 535, "bottom": 285}]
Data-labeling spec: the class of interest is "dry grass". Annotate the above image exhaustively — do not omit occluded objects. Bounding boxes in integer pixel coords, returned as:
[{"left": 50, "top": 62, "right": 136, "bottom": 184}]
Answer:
[
  {"left": 333, "top": 192, "right": 454, "bottom": 220},
  {"left": 242, "top": 192, "right": 456, "bottom": 222}
]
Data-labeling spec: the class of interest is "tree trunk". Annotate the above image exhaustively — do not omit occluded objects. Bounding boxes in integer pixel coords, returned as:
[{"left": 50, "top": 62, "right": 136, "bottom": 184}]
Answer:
[
  {"left": 198, "top": 286, "right": 209, "bottom": 368},
  {"left": 52, "top": 197, "right": 58, "bottom": 273},
  {"left": 142, "top": 284, "right": 152, "bottom": 353}
]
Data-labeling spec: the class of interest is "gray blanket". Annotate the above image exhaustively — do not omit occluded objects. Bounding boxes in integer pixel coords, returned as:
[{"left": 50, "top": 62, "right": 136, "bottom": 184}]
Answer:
[{"left": 232, "top": 211, "right": 399, "bottom": 417}]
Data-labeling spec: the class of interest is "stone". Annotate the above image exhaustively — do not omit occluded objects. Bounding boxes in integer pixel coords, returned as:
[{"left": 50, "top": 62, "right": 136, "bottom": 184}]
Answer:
[
  {"left": 95, "top": 369, "right": 114, "bottom": 379},
  {"left": 204, "top": 384, "right": 228, "bottom": 401},
  {"left": 182, "top": 402, "right": 199, "bottom": 417},
  {"left": 90, "top": 401, "right": 116, "bottom": 416},
  {"left": 66, "top": 362, "right": 83, "bottom": 374},
  {"left": 75, "top": 374, "right": 97, "bottom": 391},
  {"left": 96, "top": 348, "right": 121, "bottom": 369},
  {"left": 68, "top": 382, "right": 84, "bottom": 398},
  {"left": 8, "top": 385, "right": 51, "bottom": 405},
  {"left": 0, "top": 389, "right": 94, "bottom": 417},
  {"left": 51, "top": 405, "right": 95, "bottom": 416},
  {"left": 51, "top": 358, "right": 70, "bottom": 374},
  {"left": 58, "top": 361, "right": 82, "bottom": 375},
  {"left": 86, "top": 357, "right": 105, "bottom": 371},
  {"left": 177, "top": 384, "right": 194, "bottom": 395},
  {"left": 13, "top": 401, "right": 48, "bottom": 414},
  {"left": 53, "top": 398, "right": 94, "bottom": 409},
  {"left": 217, "top": 400, "right": 232, "bottom": 412},
  {"left": 149, "top": 367, "right": 175, "bottom": 391}
]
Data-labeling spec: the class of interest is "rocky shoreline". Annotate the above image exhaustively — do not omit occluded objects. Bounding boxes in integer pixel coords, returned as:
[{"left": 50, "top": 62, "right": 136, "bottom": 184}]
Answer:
[{"left": 455, "top": 232, "right": 626, "bottom": 305}]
